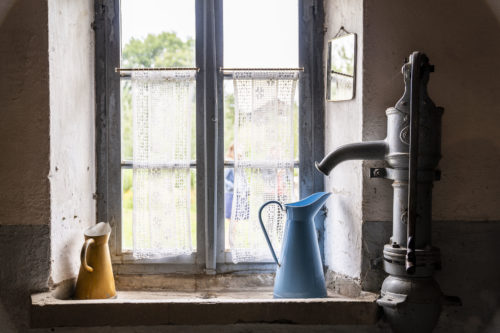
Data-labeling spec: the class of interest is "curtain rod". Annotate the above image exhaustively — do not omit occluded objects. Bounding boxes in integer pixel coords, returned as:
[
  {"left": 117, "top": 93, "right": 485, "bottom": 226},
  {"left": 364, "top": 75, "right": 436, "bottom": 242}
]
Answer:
[
  {"left": 115, "top": 67, "right": 200, "bottom": 72},
  {"left": 330, "top": 70, "right": 354, "bottom": 78},
  {"left": 220, "top": 67, "right": 304, "bottom": 72}
]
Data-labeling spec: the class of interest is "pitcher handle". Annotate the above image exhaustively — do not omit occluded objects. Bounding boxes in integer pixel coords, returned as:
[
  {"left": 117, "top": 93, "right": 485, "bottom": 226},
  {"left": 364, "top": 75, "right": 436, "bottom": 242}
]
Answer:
[
  {"left": 80, "top": 238, "right": 95, "bottom": 272},
  {"left": 258, "top": 200, "right": 284, "bottom": 267}
]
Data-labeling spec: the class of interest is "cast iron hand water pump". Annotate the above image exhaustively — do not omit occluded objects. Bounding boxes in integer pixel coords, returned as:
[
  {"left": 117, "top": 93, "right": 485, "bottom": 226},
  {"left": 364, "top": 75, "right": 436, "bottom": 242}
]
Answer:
[{"left": 316, "top": 52, "right": 460, "bottom": 332}]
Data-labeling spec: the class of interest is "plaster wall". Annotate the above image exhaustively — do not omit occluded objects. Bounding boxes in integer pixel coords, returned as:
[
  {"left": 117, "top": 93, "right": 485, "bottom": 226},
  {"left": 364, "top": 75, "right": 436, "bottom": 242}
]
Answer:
[
  {"left": 0, "top": 0, "right": 52, "bottom": 329},
  {"left": 322, "top": 0, "right": 364, "bottom": 280},
  {"left": 0, "top": 0, "right": 50, "bottom": 226},
  {"left": 362, "top": 0, "right": 500, "bottom": 222},
  {"left": 0, "top": 0, "right": 95, "bottom": 330},
  {"left": 48, "top": 0, "right": 96, "bottom": 286}
]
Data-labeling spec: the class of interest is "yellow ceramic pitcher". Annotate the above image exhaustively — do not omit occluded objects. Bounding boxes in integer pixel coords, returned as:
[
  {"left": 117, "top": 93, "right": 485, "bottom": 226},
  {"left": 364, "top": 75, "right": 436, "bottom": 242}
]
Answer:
[{"left": 74, "top": 222, "right": 116, "bottom": 299}]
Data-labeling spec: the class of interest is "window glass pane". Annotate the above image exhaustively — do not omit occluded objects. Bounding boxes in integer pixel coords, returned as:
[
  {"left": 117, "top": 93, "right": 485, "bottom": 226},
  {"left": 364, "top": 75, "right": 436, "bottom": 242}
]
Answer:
[
  {"left": 120, "top": 0, "right": 196, "bottom": 253},
  {"left": 293, "top": 97, "right": 299, "bottom": 161},
  {"left": 294, "top": 167, "right": 299, "bottom": 201},
  {"left": 120, "top": 0, "right": 195, "bottom": 67},
  {"left": 224, "top": 0, "right": 298, "bottom": 67},
  {"left": 190, "top": 169, "right": 197, "bottom": 250},
  {"left": 122, "top": 168, "right": 197, "bottom": 251},
  {"left": 122, "top": 169, "right": 133, "bottom": 250},
  {"left": 224, "top": 80, "right": 235, "bottom": 161},
  {"left": 121, "top": 80, "right": 132, "bottom": 161},
  {"left": 223, "top": 1, "right": 299, "bottom": 253},
  {"left": 224, "top": 80, "right": 235, "bottom": 251},
  {"left": 223, "top": 166, "right": 233, "bottom": 251},
  {"left": 224, "top": 80, "right": 298, "bottom": 162},
  {"left": 223, "top": 0, "right": 299, "bottom": 157}
]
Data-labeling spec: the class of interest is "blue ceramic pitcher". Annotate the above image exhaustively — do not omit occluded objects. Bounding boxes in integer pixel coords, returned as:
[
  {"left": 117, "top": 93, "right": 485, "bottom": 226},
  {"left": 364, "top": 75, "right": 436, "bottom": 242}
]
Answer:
[{"left": 258, "top": 192, "right": 331, "bottom": 298}]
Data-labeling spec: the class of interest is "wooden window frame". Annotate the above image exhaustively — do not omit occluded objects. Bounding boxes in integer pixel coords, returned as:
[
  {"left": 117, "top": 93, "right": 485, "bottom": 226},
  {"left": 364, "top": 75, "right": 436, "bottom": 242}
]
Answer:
[{"left": 94, "top": 0, "right": 325, "bottom": 275}]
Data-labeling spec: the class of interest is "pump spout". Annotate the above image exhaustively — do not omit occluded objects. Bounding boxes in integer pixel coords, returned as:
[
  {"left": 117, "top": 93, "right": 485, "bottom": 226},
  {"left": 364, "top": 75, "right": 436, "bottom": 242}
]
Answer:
[{"left": 315, "top": 140, "right": 387, "bottom": 176}]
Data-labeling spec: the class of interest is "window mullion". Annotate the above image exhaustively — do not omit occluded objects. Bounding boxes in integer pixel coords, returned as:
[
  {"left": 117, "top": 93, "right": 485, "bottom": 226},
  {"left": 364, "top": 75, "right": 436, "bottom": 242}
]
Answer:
[{"left": 195, "top": 0, "right": 223, "bottom": 274}]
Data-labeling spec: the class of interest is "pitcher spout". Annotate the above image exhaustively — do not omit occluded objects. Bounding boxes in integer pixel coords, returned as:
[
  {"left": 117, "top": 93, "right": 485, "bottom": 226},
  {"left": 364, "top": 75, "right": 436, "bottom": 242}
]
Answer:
[
  {"left": 286, "top": 192, "right": 332, "bottom": 219},
  {"left": 315, "top": 140, "right": 387, "bottom": 176}
]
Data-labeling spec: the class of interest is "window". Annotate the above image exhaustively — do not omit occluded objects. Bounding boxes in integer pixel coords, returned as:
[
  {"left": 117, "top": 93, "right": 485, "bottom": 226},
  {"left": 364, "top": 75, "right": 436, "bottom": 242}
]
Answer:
[{"left": 95, "top": 0, "right": 325, "bottom": 274}]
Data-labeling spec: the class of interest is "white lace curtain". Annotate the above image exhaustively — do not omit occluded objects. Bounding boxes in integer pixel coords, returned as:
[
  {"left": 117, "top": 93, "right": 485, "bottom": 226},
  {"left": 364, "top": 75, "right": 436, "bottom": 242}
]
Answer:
[
  {"left": 131, "top": 70, "right": 196, "bottom": 259},
  {"left": 229, "top": 71, "right": 299, "bottom": 263}
]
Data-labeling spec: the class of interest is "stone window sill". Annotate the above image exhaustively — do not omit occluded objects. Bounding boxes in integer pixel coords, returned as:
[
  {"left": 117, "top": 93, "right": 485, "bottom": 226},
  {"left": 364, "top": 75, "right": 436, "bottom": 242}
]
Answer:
[{"left": 31, "top": 289, "right": 380, "bottom": 328}]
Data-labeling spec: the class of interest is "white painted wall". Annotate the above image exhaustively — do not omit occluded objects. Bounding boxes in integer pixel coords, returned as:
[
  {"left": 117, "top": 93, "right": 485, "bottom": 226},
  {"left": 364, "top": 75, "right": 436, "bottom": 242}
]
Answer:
[
  {"left": 323, "top": 0, "right": 364, "bottom": 279},
  {"left": 48, "top": 0, "right": 96, "bottom": 285}
]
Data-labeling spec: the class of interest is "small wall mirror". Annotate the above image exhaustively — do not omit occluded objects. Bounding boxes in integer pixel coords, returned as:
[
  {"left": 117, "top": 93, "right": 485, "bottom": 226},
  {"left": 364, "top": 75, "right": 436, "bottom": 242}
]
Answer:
[{"left": 327, "top": 29, "right": 357, "bottom": 101}]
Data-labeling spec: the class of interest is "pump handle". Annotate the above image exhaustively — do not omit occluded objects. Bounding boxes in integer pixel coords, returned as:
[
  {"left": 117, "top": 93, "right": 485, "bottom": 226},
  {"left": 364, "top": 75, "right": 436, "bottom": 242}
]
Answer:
[{"left": 406, "top": 51, "right": 426, "bottom": 274}]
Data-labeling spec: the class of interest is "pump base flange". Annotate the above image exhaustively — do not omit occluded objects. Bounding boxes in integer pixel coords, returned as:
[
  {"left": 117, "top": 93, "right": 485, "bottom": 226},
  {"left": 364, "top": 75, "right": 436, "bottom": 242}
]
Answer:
[{"left": 383, "top": 244, "right": 441, "bottom": 277}]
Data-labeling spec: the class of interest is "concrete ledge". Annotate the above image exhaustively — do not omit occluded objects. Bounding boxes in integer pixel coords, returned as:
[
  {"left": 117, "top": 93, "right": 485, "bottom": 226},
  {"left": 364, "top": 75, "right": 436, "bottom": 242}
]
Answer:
[{"left": 31, "top": 290, "right": 380, "bottom": 328}]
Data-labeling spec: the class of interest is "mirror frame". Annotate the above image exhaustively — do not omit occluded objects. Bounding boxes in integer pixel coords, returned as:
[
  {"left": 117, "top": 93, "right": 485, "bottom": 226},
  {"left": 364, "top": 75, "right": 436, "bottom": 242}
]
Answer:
[{"left": 326, "top": 32, "right": 357, "bottom": 102}]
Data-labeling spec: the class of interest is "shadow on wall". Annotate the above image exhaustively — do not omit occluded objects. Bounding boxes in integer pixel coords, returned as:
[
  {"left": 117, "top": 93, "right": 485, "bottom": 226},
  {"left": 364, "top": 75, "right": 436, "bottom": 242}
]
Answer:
[
  {"left": 0, "top": 302, "right": 16, "bottom": 332},
  {"left": 362, "top": 220, "right": 500, "bottom": 333},
  {"left": 362, "top": 0, "right": 500, "bottom": 222},
  {"left": 434, "top": 221, "right": 500, "bottom": 333},
  {"left": 360, "top": 221, "right": 391, "bottom": 292},
  {"left": 0, "top": 225, "right": 51, "bottom": 331},
  {"left": 0, "top": 0, "right": 16, "bottom": 27},
  {"left": 51, "top": 234, "right": 79, "bottom": 300},
  {"left": 435, "top": 138, "right": 500, "bottom": 220}
]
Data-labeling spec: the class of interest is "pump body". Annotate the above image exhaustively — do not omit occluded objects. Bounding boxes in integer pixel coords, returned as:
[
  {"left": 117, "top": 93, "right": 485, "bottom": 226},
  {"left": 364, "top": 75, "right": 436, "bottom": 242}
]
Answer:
[{"left": 316, "top": 52, "right": 458, "bottom": 332}]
